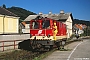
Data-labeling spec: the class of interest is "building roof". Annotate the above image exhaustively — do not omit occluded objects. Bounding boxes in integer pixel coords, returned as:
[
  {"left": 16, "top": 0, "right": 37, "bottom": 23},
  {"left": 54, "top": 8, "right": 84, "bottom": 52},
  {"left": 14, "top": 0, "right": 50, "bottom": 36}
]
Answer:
[
  {"left": 24, "top": 15, "right": 38, "bottom": 21},
  {"left": 24, "top": 11, "right": 73, "bottom": 22},
  {"left": 42, "top": 13, "right": 71, "bottom": 20},
  {"left": 0, "top": 7, "right": 18, "bottom": 17}
]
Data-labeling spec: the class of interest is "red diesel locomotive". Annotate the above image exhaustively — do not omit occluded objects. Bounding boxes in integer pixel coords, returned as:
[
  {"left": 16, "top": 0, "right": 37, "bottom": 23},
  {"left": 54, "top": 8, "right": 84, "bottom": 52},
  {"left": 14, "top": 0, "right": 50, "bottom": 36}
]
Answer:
[{"left": 29, "top": 17, "right": 67, "bottom": 50}]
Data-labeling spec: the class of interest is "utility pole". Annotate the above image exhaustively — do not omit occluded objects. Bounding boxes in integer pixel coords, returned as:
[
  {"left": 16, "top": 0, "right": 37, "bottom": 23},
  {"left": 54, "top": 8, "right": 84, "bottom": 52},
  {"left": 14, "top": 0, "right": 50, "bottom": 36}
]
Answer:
[{"left": 87, "top": 26, "right": 88, "bottom": 36}]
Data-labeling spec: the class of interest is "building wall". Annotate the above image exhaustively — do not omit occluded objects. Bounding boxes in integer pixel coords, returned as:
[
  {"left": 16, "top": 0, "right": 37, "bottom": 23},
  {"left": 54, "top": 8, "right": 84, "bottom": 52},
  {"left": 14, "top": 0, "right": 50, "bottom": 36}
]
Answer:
[
  {"left": 22, "top": 24, "right": 30, "bottom": 33},
  {"left": 0, "top": 15, "right": 19, "bottom": 34},
  {"left": 65, "top": 16, "right": 72, "bottom": 38},
  {"left": 0, "top": 16, "right": 3, "bottom": 34}
]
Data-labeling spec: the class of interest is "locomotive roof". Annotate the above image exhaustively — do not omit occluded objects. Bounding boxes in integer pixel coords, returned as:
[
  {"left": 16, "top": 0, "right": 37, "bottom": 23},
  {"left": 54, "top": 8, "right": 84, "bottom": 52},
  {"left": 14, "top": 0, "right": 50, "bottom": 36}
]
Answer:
[{"left": 30, "top": 17, "right": 54, "bottom": 21}]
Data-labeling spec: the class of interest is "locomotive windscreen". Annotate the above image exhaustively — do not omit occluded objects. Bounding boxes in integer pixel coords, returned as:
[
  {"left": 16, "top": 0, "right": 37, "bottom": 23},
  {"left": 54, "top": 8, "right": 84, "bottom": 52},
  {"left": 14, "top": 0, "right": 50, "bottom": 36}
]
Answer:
[
  {"left": 31, "top": 19, "right": 50, "bottom": 29},
  {"left": 42, "top": 20, "right": 50, "bottom": 29},
  {"left": 32, "top": 21, "right": 39, "bottom": 29}
]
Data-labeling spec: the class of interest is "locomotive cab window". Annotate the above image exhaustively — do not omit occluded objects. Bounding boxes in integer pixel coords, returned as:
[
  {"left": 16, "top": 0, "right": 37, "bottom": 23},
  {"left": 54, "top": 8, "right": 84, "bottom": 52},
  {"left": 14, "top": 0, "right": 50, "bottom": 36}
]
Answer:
[
  {"left": 42, "top": 20, "right": 50, "bottom": 29},
  {"left": 32, "top": 21, "right": 39, "bottom": 29}
]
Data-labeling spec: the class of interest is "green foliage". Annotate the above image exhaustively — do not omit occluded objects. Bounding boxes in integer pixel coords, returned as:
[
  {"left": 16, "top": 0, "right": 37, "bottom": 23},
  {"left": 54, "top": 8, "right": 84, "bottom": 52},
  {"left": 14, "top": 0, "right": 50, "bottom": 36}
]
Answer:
[{"left": 82, "top": 27, "right": 90, "bottom": 36}]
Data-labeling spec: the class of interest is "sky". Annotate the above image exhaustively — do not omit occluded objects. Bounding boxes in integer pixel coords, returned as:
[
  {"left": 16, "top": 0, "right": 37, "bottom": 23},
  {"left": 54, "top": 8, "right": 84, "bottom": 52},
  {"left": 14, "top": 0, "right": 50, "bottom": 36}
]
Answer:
[{"left": 0, "top": 0, "right": 90, "bottom": 21}]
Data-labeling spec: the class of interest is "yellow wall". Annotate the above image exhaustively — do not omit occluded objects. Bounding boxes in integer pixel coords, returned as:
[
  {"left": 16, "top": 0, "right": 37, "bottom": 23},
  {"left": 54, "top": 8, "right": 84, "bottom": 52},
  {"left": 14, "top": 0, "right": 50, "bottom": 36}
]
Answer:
[
  {"left": 0, "top": 16, "right": 3, "bottom": 34},
  {"left": 0, "top": 15, "right": 19, "bottom": 34}
]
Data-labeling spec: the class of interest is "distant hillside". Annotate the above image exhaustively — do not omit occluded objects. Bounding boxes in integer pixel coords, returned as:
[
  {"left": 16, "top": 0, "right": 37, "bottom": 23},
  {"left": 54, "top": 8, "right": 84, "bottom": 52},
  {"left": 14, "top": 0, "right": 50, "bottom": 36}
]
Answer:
[
  {"left": 73, "top": 19, "right": 90, "bottom": 26},
  {"left": 7, "top": 6, "right": 36, "bottom": 22}
]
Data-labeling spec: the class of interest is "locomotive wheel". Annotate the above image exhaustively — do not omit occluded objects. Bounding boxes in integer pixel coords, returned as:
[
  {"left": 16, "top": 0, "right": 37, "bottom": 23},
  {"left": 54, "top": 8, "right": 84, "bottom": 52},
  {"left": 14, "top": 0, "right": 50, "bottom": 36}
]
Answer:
[
  {"left": 57, "top": 46, "right": 60, "bottom": 50},
  {"left": 55, "top": 41, "right": 62, "bottom": 50},
  {"left": 37, "top": 43, "right": 42, "bottom": 48},
  {"left": 45, "top": 45, "right": 53, "bottom": 51},
  {"left": 49, "top": 45, "right": 53, "bottom": 50},
  {"left": 31, "top": 43, "right": 43, "bottom": 51}
]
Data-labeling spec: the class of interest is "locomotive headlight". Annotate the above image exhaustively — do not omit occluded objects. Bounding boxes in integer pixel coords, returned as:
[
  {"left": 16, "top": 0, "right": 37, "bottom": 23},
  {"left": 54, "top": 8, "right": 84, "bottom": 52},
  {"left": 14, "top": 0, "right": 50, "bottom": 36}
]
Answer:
[
  {"left": 42, "top": 36, "right": 45, "bottom": 38},
  {"left": 30, "top": 34, "right": 32, "bottom": 38},
  {"left": 47, "top": 34, "right": 50, "bottom": 38}
]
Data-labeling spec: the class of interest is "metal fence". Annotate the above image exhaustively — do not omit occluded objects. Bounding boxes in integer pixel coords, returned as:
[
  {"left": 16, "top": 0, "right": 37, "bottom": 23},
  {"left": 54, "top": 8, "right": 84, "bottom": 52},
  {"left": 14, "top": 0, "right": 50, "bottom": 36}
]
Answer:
[{"left": 0, "top": 34, "right": 30, "bottom": 51}]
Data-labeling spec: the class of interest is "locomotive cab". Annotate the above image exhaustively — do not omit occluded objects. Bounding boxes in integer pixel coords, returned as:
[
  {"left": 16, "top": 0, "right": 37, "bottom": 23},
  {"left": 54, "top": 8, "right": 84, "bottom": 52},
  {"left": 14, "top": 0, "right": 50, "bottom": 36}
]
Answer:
[{"left": 30, "top": 18, "right": 53, "bottom": 40}]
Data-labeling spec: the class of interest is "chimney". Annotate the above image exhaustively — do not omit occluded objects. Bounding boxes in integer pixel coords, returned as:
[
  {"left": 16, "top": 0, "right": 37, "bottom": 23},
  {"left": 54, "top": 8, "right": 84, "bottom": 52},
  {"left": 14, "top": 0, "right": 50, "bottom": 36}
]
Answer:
[
  {"left": 49, "top": 11, "right": 52, "bottom": 15},
  {"left": 60, "top": 10, "right": 64, "bottom": 14},
  {"left": 39, "top": 12, "right": 43, "bottom": 15}
]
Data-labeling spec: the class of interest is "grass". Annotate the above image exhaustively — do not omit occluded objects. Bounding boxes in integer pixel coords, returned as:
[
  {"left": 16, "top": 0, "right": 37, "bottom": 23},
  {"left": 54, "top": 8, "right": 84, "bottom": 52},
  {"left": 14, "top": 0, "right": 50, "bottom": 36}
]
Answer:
[
  {"left": 33, "top": 49, "right": 56, "bottom": 60},
  {"left": 0, "top": 49, "right": 55, "bottom": 60},
  {"left": 0, "top": 50, "right": 38, "bottom": 60},
  {"left": 59, "top": 48, "right": 72, "bottom": 51}
]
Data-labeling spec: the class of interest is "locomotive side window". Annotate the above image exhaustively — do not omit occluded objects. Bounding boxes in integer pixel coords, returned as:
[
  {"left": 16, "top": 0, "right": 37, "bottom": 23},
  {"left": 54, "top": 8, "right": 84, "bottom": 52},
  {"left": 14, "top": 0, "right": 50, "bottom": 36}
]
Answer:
[
  {"left": 32, "top": 21, "right": 39, "bottom": 29},
  {"left": 42, "top": 20, "right": 50, "bottom": 29}
]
